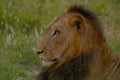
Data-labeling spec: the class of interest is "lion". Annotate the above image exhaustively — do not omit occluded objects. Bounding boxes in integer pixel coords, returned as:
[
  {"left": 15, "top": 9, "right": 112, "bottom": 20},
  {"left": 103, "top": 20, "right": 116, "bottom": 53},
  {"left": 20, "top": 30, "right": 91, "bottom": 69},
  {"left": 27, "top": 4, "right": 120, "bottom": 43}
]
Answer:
[{"left": 35, "top": 5, "right": 120, "bottom": 80}]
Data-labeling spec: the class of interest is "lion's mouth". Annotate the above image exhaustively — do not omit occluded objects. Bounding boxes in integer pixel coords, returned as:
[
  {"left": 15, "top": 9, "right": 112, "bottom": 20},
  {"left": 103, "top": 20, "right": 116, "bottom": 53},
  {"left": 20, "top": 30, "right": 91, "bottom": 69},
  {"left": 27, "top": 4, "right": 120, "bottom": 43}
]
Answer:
[{"left": 41, "top": 58, "right": 58, "bottom": 67}]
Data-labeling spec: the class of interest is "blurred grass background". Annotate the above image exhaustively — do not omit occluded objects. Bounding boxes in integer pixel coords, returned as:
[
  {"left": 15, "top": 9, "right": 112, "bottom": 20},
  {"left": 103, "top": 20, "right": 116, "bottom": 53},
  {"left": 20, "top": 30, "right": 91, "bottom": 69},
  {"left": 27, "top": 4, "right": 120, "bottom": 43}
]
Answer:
[{"left": 0, "top": 0, "right": 120, "bottom": 80}]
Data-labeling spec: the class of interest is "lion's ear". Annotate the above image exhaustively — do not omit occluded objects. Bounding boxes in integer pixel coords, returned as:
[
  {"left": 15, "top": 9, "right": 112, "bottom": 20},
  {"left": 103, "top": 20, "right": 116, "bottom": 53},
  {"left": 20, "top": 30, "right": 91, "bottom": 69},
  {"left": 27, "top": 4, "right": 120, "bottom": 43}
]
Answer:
[{"left": 68, "top": 14, "right": 83, "bottom": 30}]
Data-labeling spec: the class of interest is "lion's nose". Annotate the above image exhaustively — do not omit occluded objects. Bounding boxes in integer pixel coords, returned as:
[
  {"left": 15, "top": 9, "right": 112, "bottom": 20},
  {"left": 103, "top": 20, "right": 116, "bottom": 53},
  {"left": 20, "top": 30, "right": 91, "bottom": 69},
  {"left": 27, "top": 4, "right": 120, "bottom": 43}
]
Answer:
[{"left": 36, "top": 50, "right": 44, "bottom": 55}]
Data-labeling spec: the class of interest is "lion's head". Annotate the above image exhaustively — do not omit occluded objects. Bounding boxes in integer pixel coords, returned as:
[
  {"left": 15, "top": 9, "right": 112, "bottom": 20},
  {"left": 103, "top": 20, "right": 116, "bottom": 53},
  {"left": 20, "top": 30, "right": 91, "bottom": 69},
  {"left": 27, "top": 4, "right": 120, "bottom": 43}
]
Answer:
[{"left": 35, "top": 5, "right": 105, "bottom": 67}]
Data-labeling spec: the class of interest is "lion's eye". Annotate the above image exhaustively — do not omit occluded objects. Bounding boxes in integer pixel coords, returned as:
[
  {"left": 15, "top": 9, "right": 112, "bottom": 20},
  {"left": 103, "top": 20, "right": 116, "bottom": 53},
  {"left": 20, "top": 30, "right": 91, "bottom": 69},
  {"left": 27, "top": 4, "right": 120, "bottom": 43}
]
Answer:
[{"left": 52, "top": 29, "right": 60, "bottom": 37}]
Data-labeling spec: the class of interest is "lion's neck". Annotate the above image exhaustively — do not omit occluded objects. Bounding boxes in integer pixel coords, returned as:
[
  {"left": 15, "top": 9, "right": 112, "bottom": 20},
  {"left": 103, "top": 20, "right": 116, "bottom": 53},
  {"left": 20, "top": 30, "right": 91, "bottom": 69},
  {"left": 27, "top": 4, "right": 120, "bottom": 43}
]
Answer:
[{"left": 44, "top": 52, "right": 94, "bottom": 80}]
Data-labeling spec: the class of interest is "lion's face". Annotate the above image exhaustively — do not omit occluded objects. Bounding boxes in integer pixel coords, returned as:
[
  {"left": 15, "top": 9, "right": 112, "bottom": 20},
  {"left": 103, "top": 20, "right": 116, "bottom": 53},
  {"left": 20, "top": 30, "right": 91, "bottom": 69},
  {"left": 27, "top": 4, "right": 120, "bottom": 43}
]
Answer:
[{"left": 36, "top": 13, "right": 95, "bottom": 67}]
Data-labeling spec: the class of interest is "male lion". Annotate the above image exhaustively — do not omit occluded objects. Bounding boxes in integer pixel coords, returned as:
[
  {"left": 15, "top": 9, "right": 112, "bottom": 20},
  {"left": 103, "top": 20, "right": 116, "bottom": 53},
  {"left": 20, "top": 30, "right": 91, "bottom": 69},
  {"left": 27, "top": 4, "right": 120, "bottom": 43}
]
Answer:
[{"left": 35, "top": 5, "right": 120, "bottom": 80}]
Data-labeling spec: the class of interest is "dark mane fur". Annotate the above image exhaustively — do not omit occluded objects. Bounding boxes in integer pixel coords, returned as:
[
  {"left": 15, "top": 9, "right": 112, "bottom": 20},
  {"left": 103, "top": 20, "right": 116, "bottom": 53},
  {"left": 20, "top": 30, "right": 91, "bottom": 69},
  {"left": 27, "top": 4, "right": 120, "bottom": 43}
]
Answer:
[{"left": 66, "top": 5, "right": 97, "bottom": 20}]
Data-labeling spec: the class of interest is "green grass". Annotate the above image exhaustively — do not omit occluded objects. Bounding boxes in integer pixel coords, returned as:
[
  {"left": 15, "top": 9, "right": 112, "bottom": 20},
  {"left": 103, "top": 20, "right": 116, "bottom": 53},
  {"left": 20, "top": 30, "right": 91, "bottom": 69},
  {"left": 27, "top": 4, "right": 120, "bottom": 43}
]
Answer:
[{"left": 0, "top": 0, "right": 120, "bottom": 80}]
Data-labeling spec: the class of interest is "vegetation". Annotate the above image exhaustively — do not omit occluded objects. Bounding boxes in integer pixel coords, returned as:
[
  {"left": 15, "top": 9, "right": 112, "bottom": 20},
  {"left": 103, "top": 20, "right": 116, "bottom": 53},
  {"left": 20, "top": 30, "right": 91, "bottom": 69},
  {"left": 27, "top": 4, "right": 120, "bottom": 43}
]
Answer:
[{"left": 0, "top": 0, "right": 119, "bottom": 80}]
